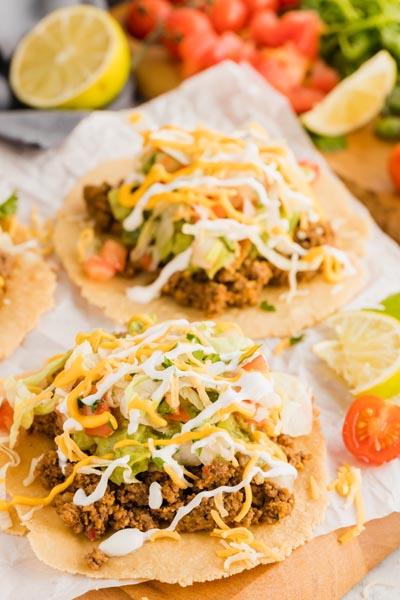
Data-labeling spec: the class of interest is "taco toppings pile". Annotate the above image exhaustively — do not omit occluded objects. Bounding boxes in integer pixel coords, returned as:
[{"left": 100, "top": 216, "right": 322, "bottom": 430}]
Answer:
[
  {"left": 0, "top": 185, "right": 55, "bottom": 359},
  {"left": 0, "top": 316, "right": 326, "bottom": 584},
  {"left": 54, "top": 122, "right": 366, "bottom": 336}
]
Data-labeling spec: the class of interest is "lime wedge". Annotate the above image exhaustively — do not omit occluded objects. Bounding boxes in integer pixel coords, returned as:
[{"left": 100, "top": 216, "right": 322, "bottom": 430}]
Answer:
[
  {"left": 302, "top": 50, "right": 397, "bottom": 136},
  {"left": 313, "top": 310, "right": 400, "bottom": 399}
]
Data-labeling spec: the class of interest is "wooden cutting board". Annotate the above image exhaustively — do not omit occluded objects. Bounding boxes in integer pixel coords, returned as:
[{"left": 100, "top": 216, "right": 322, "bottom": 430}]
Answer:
[
  {"left": 78, "top": 513, "right": 400, "bottom": 600},
  {"left": 323, "top": 123, "right": 400, "bottom": 244}
]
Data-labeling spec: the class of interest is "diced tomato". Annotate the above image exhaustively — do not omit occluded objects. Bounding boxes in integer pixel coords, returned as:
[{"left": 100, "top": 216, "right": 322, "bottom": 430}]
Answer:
[
  {"left": 126, "top": 0, "right": 172, "bottom": 39},
  {"left": 100, "top": 240, "right": 127, "bottom": 273},
  {"left": 0, "top": 399, "right": 13, "bottom": 432},
  {"left": 278, "top": 10, "right": 323, "bottom": 59},
  {"left": 167, "top": 409, "right": 191, "bottom": 423},
  {"left": 202, "top": 32, "right": 248, "bottom": 66},
  {"left": 308, "top": 60, "right": 339, "bottom": 93},
  {"left": 138, "top": 252, "right": 153, "bottom": 271},
  {"left": 254, "top": 43, "right": 309, "bottom": 94},
  {"left": 278, "top": 0, "right": 300, "bottom": 8},
  {"left": 164, "top": 8, "right": 213, "bottom": 58},
  {"left": 242, "top": 354, "right": 268, "bottom": 374},
  {"left": 249, "top": 10, "right": 285, "bottom": 47},
  {"left": 180, "top": 31, "right": 218, "bottom": 77},
  {"left": 81, "top": 399, "right": 114, "bottom": 438},
  {"left": 206, "top": 0, "right": 249, "bottom": 34},
  {"left": 342, "top": 395, "right": 400, "bottom": 466},
  {"left": 211, "top": 203, "right": 228, "bottom": 218},
  {"left": 286, "top": 85, "right": 325, "bottom": 114},
  {"left": 388, "top": 144, "right": 400, "bottom": 191},
  {"left": 298, "top": 160, "right": 320, "bottom": 183},
  {"left": 83, "top": 256, "right": 116, "bottom": 281},
  {"left": 243, "top": 0, "right": 279, "bottom": 13}
]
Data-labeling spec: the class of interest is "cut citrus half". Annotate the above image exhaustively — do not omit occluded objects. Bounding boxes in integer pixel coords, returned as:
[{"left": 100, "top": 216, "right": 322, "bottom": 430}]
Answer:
[
  {"left": 302, "top": 50, "right": 397, "bottom": 136},
  {"left": 313, "top": 310, "right": 400, "bottom": 399},
  {"left": 10, "top": 5, "right": 131, "bottom": 109}
]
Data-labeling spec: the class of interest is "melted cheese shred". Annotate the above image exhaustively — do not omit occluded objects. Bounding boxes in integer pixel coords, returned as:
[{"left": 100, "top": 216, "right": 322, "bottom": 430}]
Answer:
[
  {"left": 1, "top": 317, "right": 314, "bottom": 568},
  {"left": 328, "top": 464, "right": 366, "bottom": 543}
]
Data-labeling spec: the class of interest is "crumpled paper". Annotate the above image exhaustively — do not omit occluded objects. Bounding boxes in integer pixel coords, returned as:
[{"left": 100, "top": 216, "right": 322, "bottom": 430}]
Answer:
[{"left": 0, "top": 62, "right": 399, "bottom": 600}]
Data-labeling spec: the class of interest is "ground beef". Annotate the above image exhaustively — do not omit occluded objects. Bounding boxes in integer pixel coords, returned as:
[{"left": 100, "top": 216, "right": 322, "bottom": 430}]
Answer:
[
  {"left": 0, "top": 250, "right": 14, "bottom": 279},
  {"left": 273, "top": 434, "right": 311, "bottom": 471},
  {"left": 85, "top": 548, "right": 108, "bottom": 570},
  {"left": 37, "top": 449, "right": 296, "bottom": 556},
  {"left": 29, "top": 412, "right": 63, "bottom": 438},
  {"left": 162, "top": 257, "right": 273, "bottom": 315},
  {"left": 294, "top": 221, "right": 335, "bottom": 250},
  {"left": 83, "top": 183, "right": 122, "bottom": 235},
  {"left": 34, "top": 450, "right": 65, "bottom": 489}
]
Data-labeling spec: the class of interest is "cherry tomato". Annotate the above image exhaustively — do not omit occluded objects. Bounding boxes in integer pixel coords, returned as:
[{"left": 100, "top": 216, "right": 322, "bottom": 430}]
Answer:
[
  {"left": 342, "top": 395, "right": 400, "bottom": 466},
  {"left": 81, "top": 399, "right": 114, "bottom": 438},
  {"left": 388, "top": 144, "right": 400, "bottom": 191},
  {"left": 83, "top": 256, "right": 116, "bottom": 281},
  {"left": 308, "top": 59, "right": 339, "bottom": 93},
  {"left": 0, "top": 399, "right": 13, "bottom": 432},
  {"left": 255, "top": 44, "right": 309, "bottom": 94},
  {"left": 100, "top": 240, "right": 127, "bottom": 273},
  {"left": 278, "top": 10, "right": 323, "bottom": 59},
  {"left": 126, "top": 0, "right": 171, "bottom": 39},
  {"left": 242, "top": 0, "right": 279, "bottom": 13},
  {"left": 249, "top": 10, "right": 285, "bottom": 47},
  {"left": 164, "top": 8, "right": 213, "bottom": 58},
  {"left": 206, "top": 0, "right": 248, "bottom": 34},
  {"left": 286, "top": 85, "right": 325, "bottom": 114},
  {"left": 242, "top": 354, "right": 268, "bottom": 373}
]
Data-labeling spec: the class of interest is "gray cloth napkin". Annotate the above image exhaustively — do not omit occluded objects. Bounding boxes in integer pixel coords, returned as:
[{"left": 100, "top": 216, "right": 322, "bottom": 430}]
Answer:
[{"left": 0, "top": 0, "right": 134, "bottom": 148}]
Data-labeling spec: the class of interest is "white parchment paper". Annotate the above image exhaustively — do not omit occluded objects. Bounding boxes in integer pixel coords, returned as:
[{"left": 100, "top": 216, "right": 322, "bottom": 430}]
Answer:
[{"left": 0, "top": 62, "right": 399, "bottom": 600}]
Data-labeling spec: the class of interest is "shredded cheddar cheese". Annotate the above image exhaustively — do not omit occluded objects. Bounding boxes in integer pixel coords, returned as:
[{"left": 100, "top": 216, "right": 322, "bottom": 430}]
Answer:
[{"left": 328, "top": 464, "right": 366, "bottom": 543}]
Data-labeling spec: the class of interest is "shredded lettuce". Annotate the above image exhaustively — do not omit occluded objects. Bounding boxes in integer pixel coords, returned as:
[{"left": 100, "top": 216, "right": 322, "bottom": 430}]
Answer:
[{"left": 0, "top": 193, "right": 18, "bottom": 219}]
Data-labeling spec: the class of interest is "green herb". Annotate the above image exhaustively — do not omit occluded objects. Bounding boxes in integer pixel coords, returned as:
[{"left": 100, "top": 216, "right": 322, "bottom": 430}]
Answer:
[
  {"left": 219, "top": 236, "right": 236, "bottom": 252},
  {"left": 206, "top": 389, "right": 219, "bottom": 403},
  {"left": 289, "top": 334, "right": 305, "bottom": 346},
  {"left": 186, "top": 332, "right": 201, "bottom": 344},
  {"left": 303, "top": 0, "right": 400, "bottom": 77},
  {"left": 162, "top": 357, "right": 173, "bottom": 368},
  {"left": 259, "top": 300, "right": 276, "bottom": 312},
  {"left": 141, "top": 152, "right": 157, "bottom": 175},
  {"left": 192, "top": 350, "right": 220, "bottom": 363},
  {"left": 157, "top": 398, "right": 173, "bottom": 415},
  {"left": 0, "top": 193, "right": 18, "bottom": 219},
  {"left": 374, "top": 116, "right": 400, "bottom": 140},
  {"left": 308, "top": 131, "right": 347, "bottom": 152}
]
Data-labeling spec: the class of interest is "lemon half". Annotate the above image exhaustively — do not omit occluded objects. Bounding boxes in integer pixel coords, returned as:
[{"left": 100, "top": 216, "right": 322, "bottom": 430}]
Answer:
[
  {"left": 302, "top": 50, "right": 397, "bottom": 136},
  {"left": 313, "top": 310, "right": 400, "bottom": 399},
  {"left": 10, "top": 5, "right": 131, "bottom": 109}
]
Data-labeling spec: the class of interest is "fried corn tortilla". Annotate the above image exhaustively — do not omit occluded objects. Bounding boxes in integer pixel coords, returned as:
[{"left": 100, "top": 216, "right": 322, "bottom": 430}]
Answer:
[
  {"left": 54, "top": 159, "right": 368, "bottom": 338},
  {"left": 6, "top": 420, "right": 326, "bottom": 585},
  {"left": 0, "top": 251, "right": 56, "bottom": 360}
]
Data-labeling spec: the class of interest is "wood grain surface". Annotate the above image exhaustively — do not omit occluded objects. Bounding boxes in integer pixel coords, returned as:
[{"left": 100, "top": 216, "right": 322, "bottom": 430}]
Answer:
[{"left": 77, "top": 513, "right": 400, "bottom": 600}]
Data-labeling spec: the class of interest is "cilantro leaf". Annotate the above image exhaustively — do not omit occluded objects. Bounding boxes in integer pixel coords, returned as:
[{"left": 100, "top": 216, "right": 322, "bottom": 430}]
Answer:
[
  {"left": 186, "top": 333, "right": 201, "bottom": 344},
  {"left": 0, "top": 193, "right": 18, "bottom": 219},
  {"left": 308, "top": 132, "right": 347, "bottom": 153},
  {"left": 260, "top": 300, "right": 276, "bottom": 312},
  {"left": 289, "top": 334, "right": 305, "bottom": 346}
]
